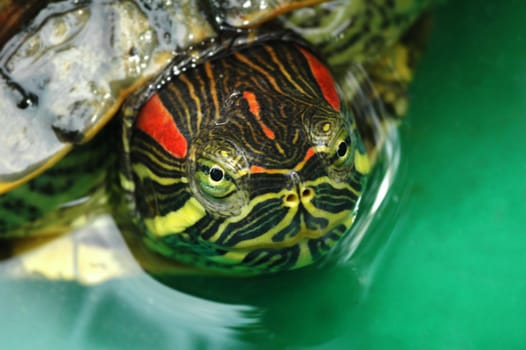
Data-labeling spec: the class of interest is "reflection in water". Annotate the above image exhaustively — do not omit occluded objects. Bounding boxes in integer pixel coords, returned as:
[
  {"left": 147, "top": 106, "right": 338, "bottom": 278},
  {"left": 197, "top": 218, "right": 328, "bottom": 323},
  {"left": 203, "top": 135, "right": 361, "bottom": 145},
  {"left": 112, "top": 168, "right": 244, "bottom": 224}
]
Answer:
[
  {"left": 0, "top": 218, "right": 362, "bottom": 348},
  {"left": 159, "top": 265, "right": 362, "bottom": 348},
  {"left": 73, "top": 276, "right": 256, "bottom": 349}
]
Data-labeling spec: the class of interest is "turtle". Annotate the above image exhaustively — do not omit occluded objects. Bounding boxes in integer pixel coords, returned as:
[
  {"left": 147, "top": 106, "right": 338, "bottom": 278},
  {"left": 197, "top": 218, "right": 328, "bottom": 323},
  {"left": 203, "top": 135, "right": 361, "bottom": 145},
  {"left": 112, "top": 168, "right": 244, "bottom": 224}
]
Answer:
[{"left": 0, "top": 0, "right": 430, "bottom": 276}]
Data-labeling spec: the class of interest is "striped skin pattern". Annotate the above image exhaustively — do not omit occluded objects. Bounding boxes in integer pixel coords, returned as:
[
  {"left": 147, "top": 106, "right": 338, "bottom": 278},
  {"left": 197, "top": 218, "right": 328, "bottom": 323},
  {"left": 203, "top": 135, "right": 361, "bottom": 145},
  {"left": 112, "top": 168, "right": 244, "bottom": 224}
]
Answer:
[
  {"left": 0, "top": 125, "right": 114, "bottom": 236},
  {"left": 126, "top": 40, "right": 369, "bottom": 273},
  {"left": 282, "top": 0, "right": 428, "bottom": 69}
]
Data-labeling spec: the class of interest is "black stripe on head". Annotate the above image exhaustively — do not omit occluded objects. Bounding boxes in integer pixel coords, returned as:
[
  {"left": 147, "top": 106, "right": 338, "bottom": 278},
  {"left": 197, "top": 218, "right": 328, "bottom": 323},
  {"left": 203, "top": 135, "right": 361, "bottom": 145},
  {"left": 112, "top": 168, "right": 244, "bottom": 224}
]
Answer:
[
  {"left": 215, "top": 198, "right": 288, "bottom": 247},
  {"left": 189, "top": 215, "right": 222, "bottom": 241},
  {"left": 131, "top": 130, "right": 185, "bottom": 174},
  {"left": 242, "top": 244, "right": 300, "bottom": 271},
  {"left": 248, "top": 173, "right": 291, "bottom": 198},
  {"left": 271, "top": 215, "right": 301, "bottom": 242},
  {"left": 307, "top": 225, "right": 347, "bottom": 261},
  {"left": 311, "top": 183, "right": 359, "bottom": 214}
]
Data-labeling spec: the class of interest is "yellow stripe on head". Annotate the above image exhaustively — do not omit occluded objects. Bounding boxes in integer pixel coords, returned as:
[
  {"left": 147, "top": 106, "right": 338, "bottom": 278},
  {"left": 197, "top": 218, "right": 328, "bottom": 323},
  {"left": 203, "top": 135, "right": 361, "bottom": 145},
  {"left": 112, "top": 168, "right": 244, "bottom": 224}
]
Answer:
[{"left": 144, "top": 197, "right": 206, "bottom": 236}]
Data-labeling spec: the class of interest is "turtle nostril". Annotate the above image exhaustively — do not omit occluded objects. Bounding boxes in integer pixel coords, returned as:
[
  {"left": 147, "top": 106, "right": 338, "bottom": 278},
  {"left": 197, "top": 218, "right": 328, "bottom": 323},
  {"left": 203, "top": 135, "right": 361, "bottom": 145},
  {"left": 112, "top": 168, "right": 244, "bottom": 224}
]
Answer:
[
  {"left": 301, "top": 187, "right": 315, "bottom": 201},
  {"left": 286, "top": 193, "right": 298, "bottom": 202},
  {"left": 283, "top": 188, "right": 314, "bottom": 207},
  {"left": 284, "top": 193, "right": 299, "bottom": 207}
]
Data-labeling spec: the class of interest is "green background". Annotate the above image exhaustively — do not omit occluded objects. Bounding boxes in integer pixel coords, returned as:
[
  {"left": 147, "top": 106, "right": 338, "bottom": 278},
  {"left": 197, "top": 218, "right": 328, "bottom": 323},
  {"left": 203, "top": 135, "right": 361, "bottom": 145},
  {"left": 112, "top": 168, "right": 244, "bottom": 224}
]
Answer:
[{"left": 1, "top": 0, "right": 525, "bottom": 349}]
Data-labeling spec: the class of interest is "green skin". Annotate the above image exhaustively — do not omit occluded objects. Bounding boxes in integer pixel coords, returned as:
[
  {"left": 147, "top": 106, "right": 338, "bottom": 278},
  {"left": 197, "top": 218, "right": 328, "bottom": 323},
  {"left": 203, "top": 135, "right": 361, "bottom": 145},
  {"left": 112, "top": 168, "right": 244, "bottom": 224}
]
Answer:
[
  {"left": 0, "top": 127, "right": 113, "bottom": 236},
  {"left": 0, "top": 0, "right": 429, "bottom": 274}
]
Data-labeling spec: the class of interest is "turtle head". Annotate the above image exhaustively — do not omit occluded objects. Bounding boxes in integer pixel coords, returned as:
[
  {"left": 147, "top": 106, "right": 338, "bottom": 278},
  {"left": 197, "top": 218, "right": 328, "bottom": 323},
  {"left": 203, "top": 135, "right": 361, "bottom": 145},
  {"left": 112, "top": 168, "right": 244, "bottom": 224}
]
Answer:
[{"left": 125, "top": 41, "right": 368, "bottom": 273}]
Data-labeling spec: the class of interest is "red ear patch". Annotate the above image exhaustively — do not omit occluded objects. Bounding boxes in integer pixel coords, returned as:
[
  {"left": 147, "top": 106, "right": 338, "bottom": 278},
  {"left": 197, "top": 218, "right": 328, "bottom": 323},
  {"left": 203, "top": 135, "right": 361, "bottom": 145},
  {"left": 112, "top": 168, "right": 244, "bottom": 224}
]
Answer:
[
  {"left": 136, "top": 93, "right": 188, "bottom": 158},
  {"left": 299, "top": 47, "right": 340, "bottom": 112}
]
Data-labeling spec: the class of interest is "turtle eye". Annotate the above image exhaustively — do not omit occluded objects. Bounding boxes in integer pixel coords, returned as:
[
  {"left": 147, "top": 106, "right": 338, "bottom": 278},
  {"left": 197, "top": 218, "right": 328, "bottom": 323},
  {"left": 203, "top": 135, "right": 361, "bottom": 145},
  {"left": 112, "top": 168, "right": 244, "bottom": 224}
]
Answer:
[
  {"left": 332, "top": 132, "right": 353, "bottom": 169},
  {"left": 196, "top": 161, "right": 236, "bottom": 199},
  {"left": 336, "top": 140, "right": 348, "bottom": 158},
  {"left": 209, "top": 166, "right": 224, "bottom": 182},
  {"left": 188, "top": 137, "right": 249, "bottom": 216}
]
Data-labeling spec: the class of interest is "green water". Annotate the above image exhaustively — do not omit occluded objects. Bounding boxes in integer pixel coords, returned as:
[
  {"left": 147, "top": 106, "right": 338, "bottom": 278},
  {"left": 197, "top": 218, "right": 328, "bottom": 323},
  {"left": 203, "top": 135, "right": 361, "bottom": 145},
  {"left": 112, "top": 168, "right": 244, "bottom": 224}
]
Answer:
[{"left": 1, "top": 1, "right": 526, "bottom": 349}]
